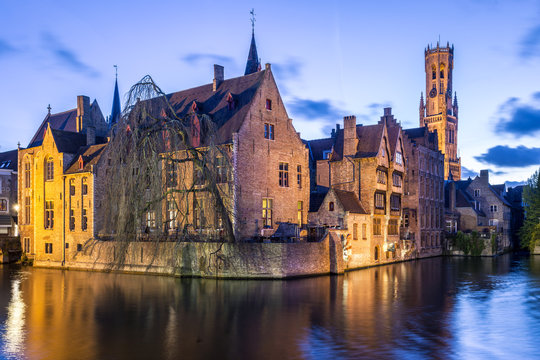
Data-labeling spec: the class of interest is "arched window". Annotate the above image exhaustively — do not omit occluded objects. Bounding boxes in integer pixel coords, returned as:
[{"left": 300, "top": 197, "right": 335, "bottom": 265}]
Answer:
[
  {"left": 329, "top": 202, "right": 334, "bottom": 211},
  {"left": 440, "top": 63, "right": 445, "bottom": 79},
  {"left": 432, "top": 64, "right": 436, "bottom": 80},
  {"left": 353, "top": 223, "right": 358, "bottom": 240},
  {"left": 374, "top": 246, "right": 379, "bottom": 261},
  {"left": 45, "top": 157, "right": 54, "bottom": 181},
  {"left": 82, "top": 177, "right": 88, "bottom": 195},
  {"left": 24, "top": 161, "right": 31, "bottom": 188}
]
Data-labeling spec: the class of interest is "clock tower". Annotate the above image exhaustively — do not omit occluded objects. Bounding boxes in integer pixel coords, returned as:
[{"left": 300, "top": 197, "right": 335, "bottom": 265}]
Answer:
[{"left": 420, "top": 42, "right": 461, "bottom": 180}]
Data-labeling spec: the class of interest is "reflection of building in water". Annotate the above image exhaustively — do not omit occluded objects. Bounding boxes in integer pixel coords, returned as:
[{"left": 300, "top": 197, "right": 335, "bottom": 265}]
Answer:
[{"left": 2, "top": 277, "right": 25, "bottom": 357}]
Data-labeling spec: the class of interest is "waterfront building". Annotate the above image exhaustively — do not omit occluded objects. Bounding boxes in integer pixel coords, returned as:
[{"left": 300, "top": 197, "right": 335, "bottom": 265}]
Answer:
[
  {"left": 419, "top": 42, "right": 461, "bottom": 180},
  {"left": 444, "top": 170, "right": 513, "bottom": 252},
  {"left": 307, "top": 108, "right": 405, "bottom": 267},
  {"left": 18, "top": 96, "right": 109, "bottom": 264},
  {"left": 0, "top": 150, "right": 18, "bottom": 237}
]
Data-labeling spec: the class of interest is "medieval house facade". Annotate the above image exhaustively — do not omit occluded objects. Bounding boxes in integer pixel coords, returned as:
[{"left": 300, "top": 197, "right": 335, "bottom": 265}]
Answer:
[{"left": 0, "top": 150, "right": 18, "bottom": 238}]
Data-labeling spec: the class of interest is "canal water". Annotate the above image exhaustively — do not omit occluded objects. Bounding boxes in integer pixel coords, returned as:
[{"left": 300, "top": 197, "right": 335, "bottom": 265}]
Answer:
[{"left": 1, "top": 254, "right": 540, "bottom": 359}]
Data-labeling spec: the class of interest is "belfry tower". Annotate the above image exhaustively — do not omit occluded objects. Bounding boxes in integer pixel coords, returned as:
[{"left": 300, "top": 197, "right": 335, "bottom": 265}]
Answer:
[{"left": 419, "top": 42, "right": 461, "bottom": 180}]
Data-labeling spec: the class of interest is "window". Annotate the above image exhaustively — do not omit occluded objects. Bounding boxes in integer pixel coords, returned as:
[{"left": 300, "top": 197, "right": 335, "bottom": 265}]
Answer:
[
  {"left": 395, "top": 152, "right": 403, "bottom": 165},
  {"left": 45, "top": 201, "right": 54, "bottom": 229},
  {"left": 24, "top": 162, "right": 31, "bottom": 188},
  {"left": 432, "top": 65, "right": 436, "bottom": 80},
  {"left": 216, "top": 157, "right": 228, "bottom": 183},
  {"left": 45, "top": 158, "right": 54, "bottom": 181},
  {"left": 390, "top": 195, "right": 401, "bottom": 211},
  {"left": 375, "top": 192, "right": 385, "bottom": 210},
  {"left": 82, "top": 178, "right": 88, "bottom": 195},
  {"left": 489, "top": 219, "right": 499, "bottom": 226},
  {"left": 490, "top": 205, "right": 498, "bottom": 212},
  {"left": 474, "top": 189, "right": 480, "bottom": 197},
  {"left": 0, "top": 199, "right": 6, "bottom": 212},
  {"left": 297, "top": 201, "right": 303, "bottom": 226},
  {"left": 353, "top": 223, "right": 358, "bottom": 240},
  {"left": 69, "top": 209, "right": 75, "bottom": 231},
  {"left": 193, "top": 167, "right": 205, "bottom": 187},
  {"left": 279, "top": 162, "right": 289, "bottom": 187},
  {"left": 362, "top": 224, "right": 367, "bottom": 239},
  {"left": 264, "top": 123, "right": 275, "bottom": 140},
  {"left": 329, "top": 202, "right": 334, "bottom": 211},
  {"left": 388, "top": 219, "right": 398, "bottom": 235},
  {"left": 440, "top": 63, "right": 445, "bottom": 79},
  {"left": 166, "top": 161, "right": 177, "bottom": 188},
  {"left": 146, "top": 211, "right": 156, "bottom": 228},
  {"left": 404, "top": 213, "right": 409, "bottom": 227},
  {"left": 82, "top": 209, "right": 88, "bottom": 231},
  {"left": 194, "top": 197, "right": 205, "bottom": 230},
  {"left": 23, "top": 237, "right": 30, "bottom": 253},
  {"left": 265, "top": 99, "right": 272, "bottom": 110},
  {"left": 45, "top": 243, "right": 53, "bottom": 254},
  {"left": 374, "top": 246, "right": 379, "bottom": 261},
  {"left": 69, "top": 179, "right": 75, "bottom": 196},
  {"left": 297, "top": 165, "right": 302, "bottom": 188},
  {"left": 25, "top": 196, "right": 30, "bottom": 224},
  {"left": 323, "top": 150, "right": 331, "bottom": 160},
  {"left": 262, "top": 198, "right": 273, "bottom": 227},
  {"left": 166, "top": 199, "right": 178, "bottom": 230},
  {"left": 77, "top": 244, "right": 83, "bottom": 251},
  {"left": 392, "top": 172, "right": 402, "bottom": 187},
  {"left": 373, "top": 218, "right": 382, "bottom": 235},
  {"left": 377, "top": 169, "right": 387, "bottom": 184}
]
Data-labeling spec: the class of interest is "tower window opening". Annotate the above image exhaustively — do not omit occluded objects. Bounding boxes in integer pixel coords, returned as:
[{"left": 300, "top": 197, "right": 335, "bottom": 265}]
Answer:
[{"left": 432, "top": 65, "right": 436, "bottom": 80}]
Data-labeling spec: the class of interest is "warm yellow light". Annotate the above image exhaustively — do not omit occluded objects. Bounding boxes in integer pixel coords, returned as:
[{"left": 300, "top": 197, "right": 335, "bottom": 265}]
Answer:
[{"left": 13, "top": 204, "right": 19, "bottom": 212}]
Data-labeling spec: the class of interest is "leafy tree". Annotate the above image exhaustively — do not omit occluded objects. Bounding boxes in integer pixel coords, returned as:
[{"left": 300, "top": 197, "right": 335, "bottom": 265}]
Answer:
[{"left": 520, "top": 169, "right": 540, "bottom": 251}]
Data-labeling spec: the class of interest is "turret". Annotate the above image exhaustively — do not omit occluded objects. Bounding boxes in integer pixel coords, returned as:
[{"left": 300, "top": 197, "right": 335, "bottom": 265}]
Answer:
[
  {"left": 453, "top": 92, "right": 458, "bottom": 118},
  {"left": 419, "top": 92, "right": 425, "bottom": 124}
]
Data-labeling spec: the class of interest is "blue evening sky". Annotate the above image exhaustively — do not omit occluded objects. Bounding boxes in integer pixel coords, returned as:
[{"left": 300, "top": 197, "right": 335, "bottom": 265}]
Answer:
[{"left": 1, "top": 0, "right": 540, "bottom": 184}]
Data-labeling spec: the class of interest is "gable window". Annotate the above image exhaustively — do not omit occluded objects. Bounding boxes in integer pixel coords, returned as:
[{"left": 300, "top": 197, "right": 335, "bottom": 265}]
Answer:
[
  {"left": 265, "top": 99, "right": 272, "bottom": 110},
  {"left": 262, "top": 198, "right": 273, "bottom": 227},
  {"left": 474, "top": 189, "right": 480, "bottom": 197},
  {"left": 490, "top": 205, "right": 498, "bottom": 212},
  {"left": 375, "top": 192, "right": 386, "bottom": 210},
  {"left": 297, "top": 165, "right": 302, "bottom": 188},
  {"left": 373, "top": 218, "right": 382, "bottom": 236},
  {"left": 45, "top": 158, "right": 54, "bottom": 181},
  {"left": 390, "top": 194, "right": 401, "bottom": 211},
  {"left": 392, "top": 172, "right": 402, "bottom": 187},
  {"left": 24, "top": 161, "right": 31, "bottom": 188},
  {"left": 278, "top": 162, "right": 289, "bottom": 187},
  {"left": 45, "top": 201, "right": 54, "bottom": 229},
  {"left": 395, "top": 152, "right": 403, "bottom": 165},
  {"left": 388, "top": 219, "right": 398, "bottom": 235},
  {"left": 329, "top": 202, "right": 334, "bottom": 211},
  {"left": 264, "top": 123, "right": 275, "bottom": 140},
  {"left": 377, "top": 169, "right": 387, "bottom": 184}
]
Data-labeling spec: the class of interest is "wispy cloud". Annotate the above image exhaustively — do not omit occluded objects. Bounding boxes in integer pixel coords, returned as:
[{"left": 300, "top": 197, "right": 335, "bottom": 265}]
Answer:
[
  {"left": 461, "top": 166, "right": 477, "bottom": 179},
  {"left": 495, "top": 94, "right": 540, "bottom": 136},
  {"left": 41, "top": 32, "right": 99, "bottom": 77},
  {"left": 273, "top": 59, "right": 303, "bottom": 80},
  {"left": 182, "top": 53, "right": 235, "bottom": 66},
  {"left": 475, "top": 145, "right": 540, "bottom": 167},
  {"left": 506, "top": 180, "right": 526, "bottom": 188},
  {"left": 287, "top": 98, "right": 344, "bottom": 137},
  {"left": 520, "top": 24, "right": 540, "bottom": 59},
  {"left": 0, "top": 38, "right": 16, "bottom": 57}
]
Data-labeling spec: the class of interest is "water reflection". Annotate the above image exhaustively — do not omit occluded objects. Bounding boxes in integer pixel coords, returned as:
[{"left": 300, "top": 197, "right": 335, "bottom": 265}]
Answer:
[{"left": 1, "top": 255, "right": 540, "bottom": 359}]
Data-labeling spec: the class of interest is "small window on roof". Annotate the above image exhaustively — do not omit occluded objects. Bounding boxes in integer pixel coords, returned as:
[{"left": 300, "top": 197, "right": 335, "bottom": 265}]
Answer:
[{"left": 266, "top": 99, "right": 272, "bottom": 110}]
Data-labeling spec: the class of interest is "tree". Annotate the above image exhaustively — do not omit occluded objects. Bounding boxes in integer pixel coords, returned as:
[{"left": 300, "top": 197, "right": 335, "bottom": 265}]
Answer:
[{"left": 520, "top": 169, "right": 540, "bottom": 251}]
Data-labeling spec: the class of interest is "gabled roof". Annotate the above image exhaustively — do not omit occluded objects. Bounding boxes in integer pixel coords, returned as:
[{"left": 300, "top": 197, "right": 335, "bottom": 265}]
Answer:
[
  {"left": 244, "top": 32, "right": 261, "bottom": 75},
  {"left": 309, "top": 188, "right": 328, "bottom": 212},
  {"left": 356, "top": 124, "right": 384, "bottom": 158},
  {"left": 488, "top": 184, "right": 511, "bottom": 207},
  {"left": 387, "top": 125, "right": 401, "bottom": 156},
  {"left": 143, "top": 70, "right": 266, "bottom": 146},
  {"left": 333, "top": 189, "right": 367, "bottom": 214},
  {"left": 65, "top": 143, "right": 107, "bottom": 174},
  {"left": 28, "top": 108, "right": 77, "bottom": 148},
  {"left": 49, "top": 128, "right": 107, "bottom": 154},
  {"left": 0, "top": 150, "right": 17, "bottom": 171},
  {"left": 306, "top": 137, "right": 334, "bottom": 161}
]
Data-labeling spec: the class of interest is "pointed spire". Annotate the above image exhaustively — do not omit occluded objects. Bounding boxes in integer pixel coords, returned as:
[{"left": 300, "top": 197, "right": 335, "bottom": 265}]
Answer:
[
  {"left": 419, "top": 92, "right": 424, "bottom": 108},
  {"left": 453, "top": 91, "right": 458, "bottom": 107},
  {"left": 244, "top": 9, "right": 261, "bottom": 75},
  {"left": 110, "top": 65, "right": 121, "bottom": 127}
]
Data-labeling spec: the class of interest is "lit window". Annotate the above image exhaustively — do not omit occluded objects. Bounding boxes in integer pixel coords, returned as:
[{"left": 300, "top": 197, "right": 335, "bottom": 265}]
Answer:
[
  {"left": 0, "top": 199, "right": 6, "bottom": 212},
  {"left": 146, "top": 211, "right": 156, "bottom": 228},
  {"left": 297, "top": 201, "right": 303, "bottom": 226},
  {"left": 297, "top": 165, "right": 302, "bottom": 188},
  {"left": 216, "top": 157, "right": 228, "bottom": 183},
  {"left": 262, "top": 198, "right": 273, "bottom": 227}
]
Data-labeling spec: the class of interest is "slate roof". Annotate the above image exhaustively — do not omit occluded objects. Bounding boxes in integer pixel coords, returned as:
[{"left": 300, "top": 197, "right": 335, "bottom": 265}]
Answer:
[
  {"left": 309, "top": 189, "right": 328, "bottom": 212},
  {"left": 142, "top": 70, "right": 266, "bottom": 146},
  {"left": 244, "top": 32, "right": 261, "bottom": 75},
  {"left": 387, "top": 125, "right": 400, "bottom": 155},
  {"left": 356, "top": 124, "right": 384, "bottom": 158},
  {"left": 0, "top": 150, "right": 17, "bottom": 171},
  {"left": 404, "top": 127, "right": 426, "bottom": 140},
  {"left": 65, "top": 143, "right": 107, "bottom": 174},
  {"left": 334, "top": 189, "right": 367, "bottom": 214},
  {"left": 28, "top": 109, "right": 78, "bottom": 148},
  {"left": 306, "top": 137, "right": 334, "bottom": 161}
]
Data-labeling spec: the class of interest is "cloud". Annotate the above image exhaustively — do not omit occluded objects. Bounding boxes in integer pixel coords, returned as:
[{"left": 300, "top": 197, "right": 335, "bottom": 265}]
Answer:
[
  {"left": 506, "top": 180, "right": 526, "bottom": 188},
  {"left": 495, "top": 95, "right": 540, "bottom": 136},
  {"left": 461, "top": 166, "right": 477, "bottom": 179},
  {"left": 272, "top": 59, "right": 302, "bottom": 80},
  {"left": 42, "top": 33, "right": 99, "bottom": 77},
  {"left": 520, "top": 24, "right": 540, "bottom": 59},
  {"left": 475, "top": 145, "right": 540, "bottom": 167},
  {"left": 182, "top": 53, "right": 235, "bottom": 66},
  {"left": 288, "top": 98, "right": 343, "bottom": 121},
  {"left": 0, "top": 39, "right": 16, "bottom": 57}
]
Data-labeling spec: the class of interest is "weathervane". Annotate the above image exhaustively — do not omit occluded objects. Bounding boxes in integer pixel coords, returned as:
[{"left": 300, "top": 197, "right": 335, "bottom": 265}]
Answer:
[
  {"left": 250, "top": 8, "right": 256, "bottom": 34},
  {"left": 47, "top": 104, "right": 51, "bottom": 114},
  {"left": 114, "top": 64, "right": 118, "bottom": 79}
]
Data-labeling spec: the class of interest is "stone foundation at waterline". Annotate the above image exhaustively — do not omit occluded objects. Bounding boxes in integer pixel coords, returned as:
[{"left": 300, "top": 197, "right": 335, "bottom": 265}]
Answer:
[{"left": 33, "top": 233, "right": 346, "bottom": 279}]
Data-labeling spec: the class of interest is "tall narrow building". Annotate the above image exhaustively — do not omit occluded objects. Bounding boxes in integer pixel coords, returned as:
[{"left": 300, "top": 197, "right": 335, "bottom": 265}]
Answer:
[{"left": 419, "top": 42, "right": 461, "bottom": 180}]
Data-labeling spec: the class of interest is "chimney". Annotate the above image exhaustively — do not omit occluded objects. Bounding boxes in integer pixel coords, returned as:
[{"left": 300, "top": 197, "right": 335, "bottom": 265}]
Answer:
[
  {"left": 76, "top": 95, "right": 91, "bottom": 133},
  {"left": 449, "top": 181, "right": 456, "bottom": 211},
  {"left": 213, "top": 64, "right": 224, "bottom": 91},
  {"left": 343, "top": 115, "right": 358, "bottom": 157},
  {"left": 480, "top": 169, "right": 489, "bottom": 183},
  {"left": 86, "top": 126, "right": 96, "bottom": 146}
]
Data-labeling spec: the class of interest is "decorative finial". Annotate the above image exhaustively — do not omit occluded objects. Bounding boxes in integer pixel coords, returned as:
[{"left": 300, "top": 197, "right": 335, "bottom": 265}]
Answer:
[
  {"left": 47, "top": 104, "right": 51, "bottom": 114},
  {"left": 114, "top": 64, "right": 118, "bottom": 79},
  {"left": 250, "top": 8, "right": 256, "bottom": 34}
]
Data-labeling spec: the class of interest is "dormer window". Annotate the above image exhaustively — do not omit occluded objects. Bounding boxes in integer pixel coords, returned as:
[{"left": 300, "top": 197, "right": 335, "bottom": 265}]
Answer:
[
  {"left": 227, "top": 93, "right": 235, "bottom": 111},
  {"left": 323, "top": 150, "right": 331, "bottom": 160},
  {"left": 78, "top": 156, "right": 84, "bottom": 170},
  {"left": 266, "top": 99, "right": 272, "bottom": 110},
  {"left": 396, "top": 152, "right": 403, "bottom": 165},
  {"left": 191, "top": 101, "right": 198, "bottom": 112}
]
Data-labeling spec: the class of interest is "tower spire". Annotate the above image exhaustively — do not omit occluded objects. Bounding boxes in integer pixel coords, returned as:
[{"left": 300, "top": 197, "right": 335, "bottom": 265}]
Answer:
[
  {"left": 244, "top": 8, "right": 261, "bottom": 75},
  {"left": 110, "top": 65, "right": 121, "bottom": 127}
]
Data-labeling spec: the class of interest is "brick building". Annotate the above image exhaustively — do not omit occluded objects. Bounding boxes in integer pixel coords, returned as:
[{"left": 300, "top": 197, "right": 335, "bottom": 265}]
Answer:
[
  {"left": 0, "top": 150, "right": 18, "bottom": 237},
  {"left": 308, "top": 108, "right": 406, "bottom": 267},
  {"left": 18, "top": 96, "right": 109, "bottom": 264},
  {"left": 419, "top": 42, "right": 461, "bottom": 180}
]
